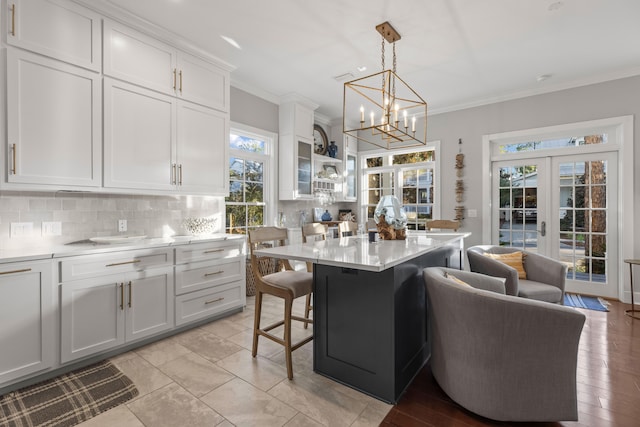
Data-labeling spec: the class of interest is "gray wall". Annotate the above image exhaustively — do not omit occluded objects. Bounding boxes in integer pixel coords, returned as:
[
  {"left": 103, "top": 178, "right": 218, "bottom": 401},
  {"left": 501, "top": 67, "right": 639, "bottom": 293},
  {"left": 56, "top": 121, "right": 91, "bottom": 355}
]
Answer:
[{"left": 230, "top": 87, "right": 279, "bottom": 134}]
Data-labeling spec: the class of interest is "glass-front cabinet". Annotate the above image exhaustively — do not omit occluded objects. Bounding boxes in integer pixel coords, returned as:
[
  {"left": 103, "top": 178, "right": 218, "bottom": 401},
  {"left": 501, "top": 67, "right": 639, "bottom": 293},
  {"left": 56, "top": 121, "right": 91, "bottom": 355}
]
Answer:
[
  {"left": 297, "top": 140, "right": 312, "bottom": 197},
  {"left": 344, "top": 152, "right": 357, "bottom": 201}
]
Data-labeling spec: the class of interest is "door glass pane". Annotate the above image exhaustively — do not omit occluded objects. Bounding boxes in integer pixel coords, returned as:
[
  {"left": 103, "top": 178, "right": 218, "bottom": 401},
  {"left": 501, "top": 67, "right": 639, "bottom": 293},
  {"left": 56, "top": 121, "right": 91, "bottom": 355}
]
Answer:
[
  {"left": 498, "top": 164, "right": 538, "bottom": 250},
  {"left": 558, "top": 160, "right": 608, "bottom": 284}
]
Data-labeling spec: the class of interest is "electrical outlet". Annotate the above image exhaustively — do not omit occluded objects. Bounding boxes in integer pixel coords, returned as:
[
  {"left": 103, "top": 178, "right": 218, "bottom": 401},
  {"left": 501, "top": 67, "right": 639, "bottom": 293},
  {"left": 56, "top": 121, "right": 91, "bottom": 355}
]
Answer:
[
  {"left": 42, "top": 221, "right": 62, "bottom": 236},
  {"left": 467, "top": 209, "right": 478, "bottom": 218},
  {"left": 11, "top": 222, "right": 34, "bottom": 237},
  {"left": 118, "top": 219, "right": 127, "bottom": 232}
]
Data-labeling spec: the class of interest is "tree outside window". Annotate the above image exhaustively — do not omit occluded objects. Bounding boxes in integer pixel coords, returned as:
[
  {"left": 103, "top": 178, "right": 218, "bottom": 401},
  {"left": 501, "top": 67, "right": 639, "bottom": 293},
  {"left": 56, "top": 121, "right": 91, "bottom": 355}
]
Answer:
[{"left": 226, "top": 131, "right": 270, "bottom": 234}]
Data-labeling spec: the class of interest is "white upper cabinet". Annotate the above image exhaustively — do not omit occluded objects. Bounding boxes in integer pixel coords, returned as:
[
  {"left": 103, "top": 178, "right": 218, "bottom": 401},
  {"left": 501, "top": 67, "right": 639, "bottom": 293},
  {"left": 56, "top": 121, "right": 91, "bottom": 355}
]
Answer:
[
  {"left": 279, "top": 99, "right": 317, "bottom": 200},
  {"left": 177, "top": 101, "right": 229, "bottom": 195},
  {"left": 103, "top": 20, "right": 176, "bottom": 96},
  {"left": 103, "top": 78, "right": 175, "bottom": 191},
  {"left": 6, "top": 48, "right": 101, "bottom": 187},
  {"left": 177, "top": 52, "right": 229, "bottom": 112},
  {"left": 104, "top": 78, "right": 228, "bottom": 195},
  {"left": 104, "top": 20, "right": 230, "bottom": 112},
  {"left": 7, "top": 0, "right": 102, "bottom": 71}
]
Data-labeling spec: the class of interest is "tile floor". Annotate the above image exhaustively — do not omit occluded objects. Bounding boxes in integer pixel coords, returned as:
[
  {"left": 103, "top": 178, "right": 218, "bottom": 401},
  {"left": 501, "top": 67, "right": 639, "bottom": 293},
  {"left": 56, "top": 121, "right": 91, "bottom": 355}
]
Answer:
[{"left": 78, "top": 295, "right": 392, "bottom": 427}]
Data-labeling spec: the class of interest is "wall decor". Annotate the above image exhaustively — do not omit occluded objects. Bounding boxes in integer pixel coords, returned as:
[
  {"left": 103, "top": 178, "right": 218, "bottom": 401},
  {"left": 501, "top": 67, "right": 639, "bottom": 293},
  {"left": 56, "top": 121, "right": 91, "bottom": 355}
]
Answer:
[{"left": 455, "top": 138, "right": 465, "bottom": 222}]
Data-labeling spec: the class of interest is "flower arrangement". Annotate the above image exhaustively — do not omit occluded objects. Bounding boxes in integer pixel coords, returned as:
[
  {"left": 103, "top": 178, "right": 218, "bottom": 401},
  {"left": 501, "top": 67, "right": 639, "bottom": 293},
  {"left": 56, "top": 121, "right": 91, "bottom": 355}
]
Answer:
[{"left": 182, "top": 217, "right": 217, "bottom": 236}]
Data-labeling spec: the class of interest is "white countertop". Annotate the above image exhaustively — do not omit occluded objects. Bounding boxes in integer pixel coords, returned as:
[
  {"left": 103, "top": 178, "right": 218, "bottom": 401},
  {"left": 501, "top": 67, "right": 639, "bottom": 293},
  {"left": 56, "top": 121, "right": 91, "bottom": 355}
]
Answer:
[
  {"left": 0, "top": 234, "right": 244, "bottom": 264},
  {"left": 254, "top": 232, "right": 470, "bottom": 272}
]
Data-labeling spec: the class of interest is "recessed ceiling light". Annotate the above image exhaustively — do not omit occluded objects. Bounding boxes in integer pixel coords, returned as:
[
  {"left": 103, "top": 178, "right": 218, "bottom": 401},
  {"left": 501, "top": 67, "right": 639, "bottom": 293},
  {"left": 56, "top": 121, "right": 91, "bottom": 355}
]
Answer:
[
  {"left": 357, "top": 66, "right": 367, "bottom": 72},
  {"left": 537, "top": 74, "right": 552, "bottom": 82},
  {"left": 221, "top": 35, "right": 241, "bottom": 50}
]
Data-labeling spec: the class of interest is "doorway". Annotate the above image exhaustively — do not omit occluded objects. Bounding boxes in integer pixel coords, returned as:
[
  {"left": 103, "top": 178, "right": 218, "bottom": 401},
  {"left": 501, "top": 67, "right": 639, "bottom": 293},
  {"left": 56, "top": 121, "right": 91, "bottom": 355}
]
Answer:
[{"left": 482, "top": 117, "right": 634, "bottom": 300}]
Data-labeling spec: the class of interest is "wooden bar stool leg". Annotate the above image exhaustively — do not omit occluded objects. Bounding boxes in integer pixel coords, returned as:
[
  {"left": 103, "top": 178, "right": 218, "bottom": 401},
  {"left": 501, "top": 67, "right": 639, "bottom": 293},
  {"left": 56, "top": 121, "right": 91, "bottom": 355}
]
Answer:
[
  {"left": 252, "top": 291, "right": 263, "bottom": 357},
  {"left": 284, "top": 297, "right": 294, "bottom": 380},
  {"left": 303, "top": 293, "right": 312, "bottom": 329}
]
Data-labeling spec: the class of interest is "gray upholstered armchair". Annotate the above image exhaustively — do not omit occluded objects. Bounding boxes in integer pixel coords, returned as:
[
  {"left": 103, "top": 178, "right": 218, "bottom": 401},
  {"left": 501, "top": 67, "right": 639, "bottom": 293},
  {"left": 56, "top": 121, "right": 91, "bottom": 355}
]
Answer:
[
  {"left": 423, "top": 267, "right": 585, "bottom": 422},
  {"left": 467, "top": 245, "right": 567, "bottom": 303}
]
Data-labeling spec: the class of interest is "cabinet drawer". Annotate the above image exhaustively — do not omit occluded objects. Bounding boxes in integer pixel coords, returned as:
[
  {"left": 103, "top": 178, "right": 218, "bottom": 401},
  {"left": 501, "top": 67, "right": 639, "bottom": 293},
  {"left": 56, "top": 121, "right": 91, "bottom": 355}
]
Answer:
[
  {"left": 60, "top": 248, "right": 172, "bottom": 282},
  {"left": 175, "top": 240, "right": 243, "bottom": 263},
  {"left": 175, "top": 282, "right": 243, "bottom": 326},
  {"left": 175, "top": 258, "right": 242, "bottom": 295}
]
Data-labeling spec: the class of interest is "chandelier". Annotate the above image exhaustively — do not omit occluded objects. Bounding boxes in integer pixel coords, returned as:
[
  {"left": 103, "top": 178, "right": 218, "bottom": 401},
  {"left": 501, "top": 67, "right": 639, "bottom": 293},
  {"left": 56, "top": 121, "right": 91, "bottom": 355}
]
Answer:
[{"left": 343, "top": 22, "right": 427, "bottom": 150}]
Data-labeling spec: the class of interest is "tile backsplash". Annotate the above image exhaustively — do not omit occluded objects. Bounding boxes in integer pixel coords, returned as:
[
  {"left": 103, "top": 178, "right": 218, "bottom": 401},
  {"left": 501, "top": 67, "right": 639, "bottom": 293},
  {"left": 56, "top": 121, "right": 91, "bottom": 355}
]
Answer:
[{"left": 0, "top": 191, "right": 224, "bottom": 250}]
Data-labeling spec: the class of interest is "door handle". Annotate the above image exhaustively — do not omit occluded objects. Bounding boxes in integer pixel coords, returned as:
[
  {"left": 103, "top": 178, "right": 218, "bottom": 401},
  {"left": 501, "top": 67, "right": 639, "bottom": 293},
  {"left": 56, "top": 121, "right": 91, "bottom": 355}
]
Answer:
[
  {"left": 128, "top": 281, "right": 132, "bottom": 308},
  {"left": 10, "top": 4, "right": 16, "bottom": 37},
  {"left": 119, "top": 283, "right": 124, "bottom": 311},
  {"left": 537, "top": 221, "right": 546, "bottom": 237}
]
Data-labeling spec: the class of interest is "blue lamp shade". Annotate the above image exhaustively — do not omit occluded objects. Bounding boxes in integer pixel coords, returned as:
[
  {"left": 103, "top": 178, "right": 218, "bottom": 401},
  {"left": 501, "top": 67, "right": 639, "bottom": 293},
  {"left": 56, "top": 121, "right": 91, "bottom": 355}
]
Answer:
[{"left": 373, "top": 195, "right": 407, "bottom": 230}]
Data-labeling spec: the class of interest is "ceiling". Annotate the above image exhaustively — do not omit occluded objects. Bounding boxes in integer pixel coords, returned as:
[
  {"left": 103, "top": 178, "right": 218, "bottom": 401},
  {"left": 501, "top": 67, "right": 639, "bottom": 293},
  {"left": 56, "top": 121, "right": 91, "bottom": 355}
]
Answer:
[{"left": 98, "top": 0, "right": 640, "bottom": 121}]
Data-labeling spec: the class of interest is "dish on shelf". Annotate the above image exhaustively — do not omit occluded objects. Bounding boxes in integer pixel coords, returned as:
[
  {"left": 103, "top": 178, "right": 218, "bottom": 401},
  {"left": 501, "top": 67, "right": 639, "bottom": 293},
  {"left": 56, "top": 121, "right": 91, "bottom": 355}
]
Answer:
[{"left": 89, "top": 235, "right": 147, "bottom": 244}]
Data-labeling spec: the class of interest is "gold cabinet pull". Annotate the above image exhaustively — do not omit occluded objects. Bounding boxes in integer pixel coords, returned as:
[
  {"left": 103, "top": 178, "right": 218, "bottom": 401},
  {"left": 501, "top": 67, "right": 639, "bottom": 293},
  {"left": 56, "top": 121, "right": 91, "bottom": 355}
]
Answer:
[
  {"left": 0, "top": 268, "right": 31, "bottom": 275},
  {"left": 173, "top": 68, "right": 177, "bottom": 90},
  {"left": 11, "top": 144, "right": 16, "bottom": 175},
  {"left": 204, "top": 249, "right": 224, "bottom": 254},
  {"left": 204, "top": 297, "right": 224, "bottom": 305},
  {"left": 204, "top": 270, "right": 224, "bottom": 277},
  {"left": 10, "top": 4, "right": 15, "bottom": 37},
  {"left": 119, "top": 283, "right": 124, "bottom": 310},
  {"left": 179, "top": 70, "right": 183, "bottom": 94},
  {"left": 128, "top": 281, "right": 132, "bottom": 308},
  {"left": 106, "top": 259, "right": 141, "bottom": 267},
  {"left": 178, "top": 164, "right": 183, "bottom": 185}
]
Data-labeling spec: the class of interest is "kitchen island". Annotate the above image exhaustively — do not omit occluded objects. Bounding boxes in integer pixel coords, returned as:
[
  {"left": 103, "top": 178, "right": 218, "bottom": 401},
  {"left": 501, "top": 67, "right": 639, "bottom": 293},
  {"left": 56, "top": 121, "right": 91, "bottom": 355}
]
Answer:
[{"left": 255, "top": 232, "right": 469, "bottom": 403}]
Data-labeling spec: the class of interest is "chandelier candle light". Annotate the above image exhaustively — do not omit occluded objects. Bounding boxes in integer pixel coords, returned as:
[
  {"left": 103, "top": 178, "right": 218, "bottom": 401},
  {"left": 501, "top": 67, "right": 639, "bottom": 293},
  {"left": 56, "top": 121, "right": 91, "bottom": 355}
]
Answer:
[{"left": 343, "top": 21, "right": 427, "bottom": 150}]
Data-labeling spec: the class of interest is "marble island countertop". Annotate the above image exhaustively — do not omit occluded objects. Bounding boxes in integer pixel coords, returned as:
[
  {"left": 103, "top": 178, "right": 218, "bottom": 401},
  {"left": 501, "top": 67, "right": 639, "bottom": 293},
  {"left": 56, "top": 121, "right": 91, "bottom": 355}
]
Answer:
[
  {"left": 255, "top": 232, "right": 470, "bottom": 272},
  {"left": 0, "top": 234, "right": 244, "bottom": 264}
]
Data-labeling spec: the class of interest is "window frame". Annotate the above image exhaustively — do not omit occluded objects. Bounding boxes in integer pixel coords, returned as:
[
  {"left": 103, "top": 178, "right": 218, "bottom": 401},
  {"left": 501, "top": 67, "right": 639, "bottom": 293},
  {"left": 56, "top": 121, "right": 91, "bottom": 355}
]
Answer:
[
  {"left": 358, "top": 141, "right": 441, "bottom": 229},
  {"left": 226, "top": 122, "right": 277, "bottom": 234}
]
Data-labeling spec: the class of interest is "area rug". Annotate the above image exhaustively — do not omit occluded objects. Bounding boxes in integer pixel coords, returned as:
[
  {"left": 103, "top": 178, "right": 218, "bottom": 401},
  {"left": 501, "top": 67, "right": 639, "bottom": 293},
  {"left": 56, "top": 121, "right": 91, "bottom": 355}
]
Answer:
[
  {"left": 0, "top": 360, "right": 138, "bottom": 427},
  {"left": 564, "top": 293, "right": 609, "bottom": 312}
]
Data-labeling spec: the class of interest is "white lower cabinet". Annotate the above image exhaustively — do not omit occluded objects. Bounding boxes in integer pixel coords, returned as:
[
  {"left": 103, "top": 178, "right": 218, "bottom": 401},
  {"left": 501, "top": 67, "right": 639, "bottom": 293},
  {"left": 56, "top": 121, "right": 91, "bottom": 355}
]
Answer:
[
  {"left": 0, "top": 259, "right": 54, "bottom": 385},
  {"left": 174, "top": 240, "right": 245, "bottom": 326},
  {"left": 59, "top": 249, "right": 174, "bottom": 363}
]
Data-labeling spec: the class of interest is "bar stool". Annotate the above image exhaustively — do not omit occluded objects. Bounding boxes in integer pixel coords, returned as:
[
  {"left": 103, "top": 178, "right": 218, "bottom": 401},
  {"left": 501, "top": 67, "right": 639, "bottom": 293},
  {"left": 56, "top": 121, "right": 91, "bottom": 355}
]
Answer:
[
  {"left": 301, "top": 223, "right": 328, "bottom": 328},
  {"left": 248, "top": 227, "right": 313, "bottom": 379},
  {"left": 624, "top": 259, "right": 640, "bottom": 319}
]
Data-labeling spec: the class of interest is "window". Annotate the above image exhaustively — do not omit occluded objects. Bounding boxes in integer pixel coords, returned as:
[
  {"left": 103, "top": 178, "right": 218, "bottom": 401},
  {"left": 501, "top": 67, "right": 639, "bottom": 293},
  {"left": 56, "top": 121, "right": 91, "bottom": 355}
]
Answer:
[
  {"left": 225, "top": 124, "right": 275, "bottom": 234},
  {"left": 361, "top": 145, "right": 439, "bottom": 230}
]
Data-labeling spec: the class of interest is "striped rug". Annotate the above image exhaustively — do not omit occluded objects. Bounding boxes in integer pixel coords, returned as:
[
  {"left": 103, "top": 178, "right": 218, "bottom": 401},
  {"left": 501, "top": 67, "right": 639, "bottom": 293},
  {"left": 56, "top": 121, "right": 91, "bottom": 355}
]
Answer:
[
  {"left": 564, "top": 293, "right": 609, "bottom": 312},
  {"left": 0, "top": 360, "right": 138, "bottom": 427}
]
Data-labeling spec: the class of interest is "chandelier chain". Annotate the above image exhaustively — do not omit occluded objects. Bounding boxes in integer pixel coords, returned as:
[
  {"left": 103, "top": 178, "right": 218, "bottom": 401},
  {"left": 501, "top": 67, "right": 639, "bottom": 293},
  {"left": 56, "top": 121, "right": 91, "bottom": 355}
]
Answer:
[
  {"left": 392, "top": 42, "right": 397, "bottom": 103},
  {"left": 381, "top": 35, "right": 386, "bottom": 97}
]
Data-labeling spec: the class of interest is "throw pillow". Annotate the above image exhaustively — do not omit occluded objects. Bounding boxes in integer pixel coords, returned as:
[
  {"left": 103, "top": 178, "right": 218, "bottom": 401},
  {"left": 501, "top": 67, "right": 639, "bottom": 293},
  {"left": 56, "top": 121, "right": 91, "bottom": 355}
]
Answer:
[
  {"left": 444, "top": 271, "right": 471, "bottom": 287},
  {"left": 484, "top": 251, "right": 527, "bottom": 279}
]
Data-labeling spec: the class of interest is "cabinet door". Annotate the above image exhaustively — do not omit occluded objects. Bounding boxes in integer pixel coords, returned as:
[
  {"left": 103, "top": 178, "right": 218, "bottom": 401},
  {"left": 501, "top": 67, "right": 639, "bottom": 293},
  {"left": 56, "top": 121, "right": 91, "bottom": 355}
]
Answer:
[
  {"left": 6, "top": 48, "right": 101, "bottom": 187},
  {"left": 294, "top": 104, "right": 313, "bottom": 139},
  {"left": 104, "top": 78, "right": 176, "bottom": 191},
  {"left": 0, "top": 260, "right": 54, "bottom": 384},
  {"left": 103, "top": 20, "right": 176, "bottom": 95},
  {"left": 344, "top": 152, "right": 357, "bottom": 201},
  {"left": 297, "top": 139, "right": 313, "bottom": 198},
  {"left": 125, "top": 269, "right": 174, "bottom": 342},
  {"left": 60, "top": 277, "right": 124, "bottom": 363},
  {"left": 176, "top": 101, "right": 228, "bottom": 195},
  {"left": 177, "top": 52, "right": 229, "bottom": 112},
  {"left": 7, "top": 0, "right": 101, "bottom": 71}
]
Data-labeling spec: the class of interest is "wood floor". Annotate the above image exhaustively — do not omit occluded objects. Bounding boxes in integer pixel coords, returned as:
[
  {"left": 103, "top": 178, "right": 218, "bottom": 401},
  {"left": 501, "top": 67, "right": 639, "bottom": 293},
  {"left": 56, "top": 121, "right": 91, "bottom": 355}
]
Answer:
[{"left": 382, "top": 299, "right": 640, "bottom": 427}]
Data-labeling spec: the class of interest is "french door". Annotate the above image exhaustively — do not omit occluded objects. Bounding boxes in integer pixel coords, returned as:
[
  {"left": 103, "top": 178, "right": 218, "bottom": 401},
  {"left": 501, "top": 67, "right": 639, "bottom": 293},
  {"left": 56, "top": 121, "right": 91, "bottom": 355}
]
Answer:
[{"left": 492, "top": 152, "right": 618, "bottom": 298}]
